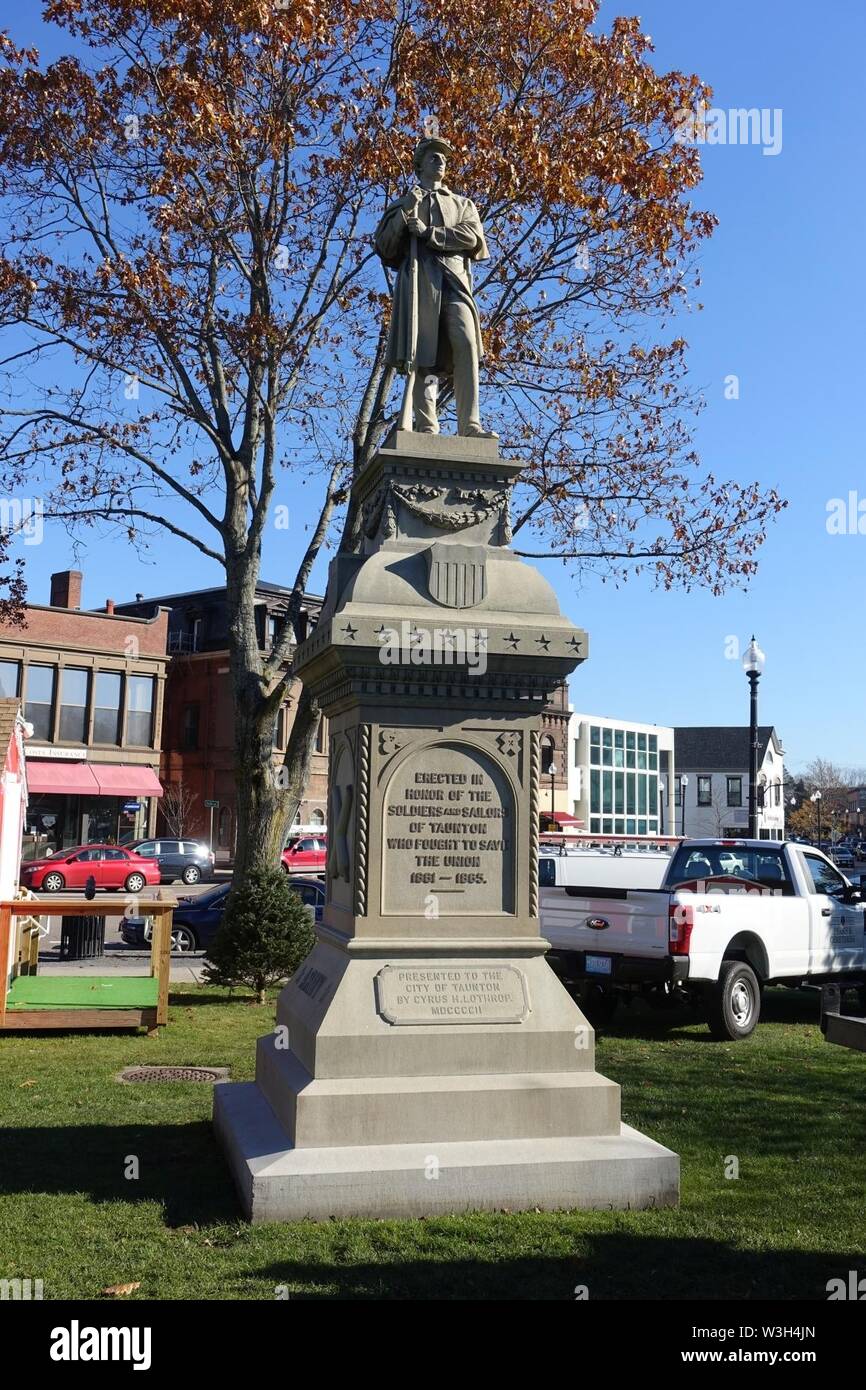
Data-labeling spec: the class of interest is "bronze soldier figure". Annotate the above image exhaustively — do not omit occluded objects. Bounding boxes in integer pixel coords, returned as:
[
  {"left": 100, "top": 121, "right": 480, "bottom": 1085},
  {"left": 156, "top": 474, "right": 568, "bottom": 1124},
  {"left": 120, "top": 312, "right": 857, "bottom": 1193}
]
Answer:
[{"left": 375, "top": 136, "right": 496, "bottom": 438}]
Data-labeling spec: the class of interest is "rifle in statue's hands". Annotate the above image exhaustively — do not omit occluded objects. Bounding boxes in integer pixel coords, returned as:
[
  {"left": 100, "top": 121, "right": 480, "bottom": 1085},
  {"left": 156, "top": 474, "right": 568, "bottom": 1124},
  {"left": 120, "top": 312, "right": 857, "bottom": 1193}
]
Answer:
[{"left": 397, "top": 187, "right": 423, "bottom": 432}]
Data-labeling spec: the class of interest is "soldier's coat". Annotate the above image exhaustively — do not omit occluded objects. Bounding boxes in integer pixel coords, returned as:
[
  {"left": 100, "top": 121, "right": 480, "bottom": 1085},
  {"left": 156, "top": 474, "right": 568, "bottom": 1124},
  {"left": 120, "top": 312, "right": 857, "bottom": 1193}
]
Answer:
[{"left": 374, "top": 185, "right": 489, "bottom": 375}]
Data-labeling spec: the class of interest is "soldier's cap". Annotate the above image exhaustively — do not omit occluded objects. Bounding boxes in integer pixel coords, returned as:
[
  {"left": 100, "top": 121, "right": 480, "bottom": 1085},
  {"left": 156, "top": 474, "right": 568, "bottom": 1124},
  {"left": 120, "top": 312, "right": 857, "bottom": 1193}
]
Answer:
[{"left": 413, "top": 136, "right": 454, "bottom": 172}]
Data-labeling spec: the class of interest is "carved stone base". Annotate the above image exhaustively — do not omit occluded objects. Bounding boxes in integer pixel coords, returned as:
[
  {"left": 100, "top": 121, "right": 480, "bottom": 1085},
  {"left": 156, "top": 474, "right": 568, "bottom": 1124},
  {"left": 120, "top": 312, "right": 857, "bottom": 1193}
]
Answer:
[
  {"left": 214, "top": 1082, "right": 679, "bottom": 1223},
  {"left": 212, "top": 945, "right": 679, "bottom": 1221}
]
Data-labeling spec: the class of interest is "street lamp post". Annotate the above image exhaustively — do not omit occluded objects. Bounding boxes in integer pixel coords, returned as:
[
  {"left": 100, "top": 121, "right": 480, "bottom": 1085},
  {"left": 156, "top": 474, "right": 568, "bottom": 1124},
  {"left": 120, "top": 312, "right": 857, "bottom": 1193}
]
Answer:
[
  {"left": 681, "top": 775, "right": 688, "bottom": 838},
  {"left": 811, "top": 790, "right": 822, "bottom": 847},
  {"left": 742, "top": 636, "right": 766, "bottom": 839},
  {"left": 549, "top": 759, "right": 557, "bottom": 827},
  {"left": 659, "top": 779, "right": 666, "bottom": 836}
]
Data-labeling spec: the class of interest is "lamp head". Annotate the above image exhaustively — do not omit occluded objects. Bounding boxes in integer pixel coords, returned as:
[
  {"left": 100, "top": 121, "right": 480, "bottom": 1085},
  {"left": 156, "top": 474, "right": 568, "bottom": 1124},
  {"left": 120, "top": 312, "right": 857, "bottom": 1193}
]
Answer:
[{"left": 742, "top": 635, "right": 765, "bottom": 676}]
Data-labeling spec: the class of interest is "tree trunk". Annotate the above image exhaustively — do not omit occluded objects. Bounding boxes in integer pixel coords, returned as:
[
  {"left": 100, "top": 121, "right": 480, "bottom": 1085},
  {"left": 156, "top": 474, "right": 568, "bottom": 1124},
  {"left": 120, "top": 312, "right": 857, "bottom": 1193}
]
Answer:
[
  {"left": 224, "top": 539, "right": 323, "bottom": 885},
  {"left": 231, "top": 680, "right": 322, "bottom": 884}
]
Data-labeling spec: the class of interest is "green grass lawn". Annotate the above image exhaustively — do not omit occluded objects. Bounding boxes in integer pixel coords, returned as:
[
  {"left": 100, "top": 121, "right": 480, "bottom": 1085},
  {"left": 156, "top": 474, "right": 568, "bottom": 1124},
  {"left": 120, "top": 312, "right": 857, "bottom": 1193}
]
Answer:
[{"left": 0, "top": 984, "right": 863, "bottom": 1300}]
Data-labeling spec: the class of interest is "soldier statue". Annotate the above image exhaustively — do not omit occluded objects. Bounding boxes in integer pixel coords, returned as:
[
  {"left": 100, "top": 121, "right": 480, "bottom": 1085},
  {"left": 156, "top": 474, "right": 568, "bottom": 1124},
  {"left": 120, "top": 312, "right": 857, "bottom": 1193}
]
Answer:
[{"left": 374, "top": 135, "right": 496, "bottom": 438}]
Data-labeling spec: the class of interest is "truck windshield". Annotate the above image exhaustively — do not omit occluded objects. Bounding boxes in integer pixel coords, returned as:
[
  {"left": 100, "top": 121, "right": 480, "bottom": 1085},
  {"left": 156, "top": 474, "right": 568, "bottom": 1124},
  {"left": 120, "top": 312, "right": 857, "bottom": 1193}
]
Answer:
[{"left": 667, "top": 845, "right": 793, "bottom": 894}]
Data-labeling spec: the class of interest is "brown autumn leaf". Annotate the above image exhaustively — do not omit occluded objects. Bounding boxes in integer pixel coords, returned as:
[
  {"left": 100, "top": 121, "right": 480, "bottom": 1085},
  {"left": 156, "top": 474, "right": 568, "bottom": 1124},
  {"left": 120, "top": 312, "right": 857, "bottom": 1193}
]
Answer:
[{"left": 101, "top": 1282, "right": 141, "bottom": 1297}]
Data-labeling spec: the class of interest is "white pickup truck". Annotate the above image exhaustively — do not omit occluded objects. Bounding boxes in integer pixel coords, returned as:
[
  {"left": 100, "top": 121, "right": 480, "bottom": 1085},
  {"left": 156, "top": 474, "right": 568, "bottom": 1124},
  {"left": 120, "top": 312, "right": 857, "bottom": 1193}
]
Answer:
[{"left": 541, "top": 838, "right": 866, "bottom": 1040}]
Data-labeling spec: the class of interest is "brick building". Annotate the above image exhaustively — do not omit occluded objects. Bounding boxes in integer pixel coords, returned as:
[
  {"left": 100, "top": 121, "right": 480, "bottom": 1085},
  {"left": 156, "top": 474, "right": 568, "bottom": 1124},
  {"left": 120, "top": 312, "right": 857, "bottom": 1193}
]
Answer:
[
  {"left": 116, "top": 583, "right": 328, "bottom": 861},
  {"left": 538, "top": 680, "right": 572, "bottom": 824},
  {"left": 0, "top": 571, "right": 169, "bottom": 854}
]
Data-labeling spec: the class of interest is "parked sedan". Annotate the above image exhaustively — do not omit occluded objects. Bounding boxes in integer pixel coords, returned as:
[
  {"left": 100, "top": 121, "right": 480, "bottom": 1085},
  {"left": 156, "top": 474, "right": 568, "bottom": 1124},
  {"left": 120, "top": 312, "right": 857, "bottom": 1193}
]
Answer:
[
  {"left": 120, "top": 876, "right": 325, "bottom": 953},
  {"left": 830, "top": 844, "right": 857, "bottom": 869},
  {"left": 127, "top": 837, "right": 215, "bottom": 885},
  {"left": 20, "top": 844, "right": 161, "bottom": 894}
]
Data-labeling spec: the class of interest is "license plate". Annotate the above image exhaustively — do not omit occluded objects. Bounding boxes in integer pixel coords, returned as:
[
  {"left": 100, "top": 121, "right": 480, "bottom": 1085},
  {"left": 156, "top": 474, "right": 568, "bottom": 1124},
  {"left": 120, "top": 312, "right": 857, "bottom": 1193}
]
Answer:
[{"left": 585, "top": 954, "right": 612, "bottom": 976}]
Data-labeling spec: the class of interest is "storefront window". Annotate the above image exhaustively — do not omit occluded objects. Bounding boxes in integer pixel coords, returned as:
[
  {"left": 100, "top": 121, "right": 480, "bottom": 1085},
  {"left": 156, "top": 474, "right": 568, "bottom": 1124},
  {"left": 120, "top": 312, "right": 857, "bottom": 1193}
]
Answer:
[
  {"left": 80, "top": 794, "right": 141, "bottom": 844},
  {"left": 94, "top": 672, "right": 122, "bottom": 744},
  {"left": 0, "top": 660, "right": 20, "bottom": 698},
  {"left": 25, "top": 664, "right": 55, "bottom": 740},
  {"left": 59, "top": 667, "right": 89, "bottom": 742}
]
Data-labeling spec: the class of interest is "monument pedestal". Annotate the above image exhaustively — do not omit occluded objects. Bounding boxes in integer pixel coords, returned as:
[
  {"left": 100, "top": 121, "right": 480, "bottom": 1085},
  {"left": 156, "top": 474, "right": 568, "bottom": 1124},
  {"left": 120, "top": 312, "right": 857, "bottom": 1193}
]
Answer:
[
  {"left": 215, "top": 431, "right": 678, "bottom": 1220},
  {"left": 216, "top": 1090, "right": 676, "bottom": 1223},
  {"left": 215, "top": 943, "right": 677, "bottom": 1221}
]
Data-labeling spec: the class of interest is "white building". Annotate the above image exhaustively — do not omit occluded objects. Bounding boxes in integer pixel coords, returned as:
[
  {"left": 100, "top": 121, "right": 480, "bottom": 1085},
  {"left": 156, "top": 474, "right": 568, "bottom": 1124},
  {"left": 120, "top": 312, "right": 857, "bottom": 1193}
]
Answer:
[
  {"left": 673, "top": 726, "right": 786, "bottom": 840},
  {"left": 568, "top": 713, "right": 676, "bottom": 838}
]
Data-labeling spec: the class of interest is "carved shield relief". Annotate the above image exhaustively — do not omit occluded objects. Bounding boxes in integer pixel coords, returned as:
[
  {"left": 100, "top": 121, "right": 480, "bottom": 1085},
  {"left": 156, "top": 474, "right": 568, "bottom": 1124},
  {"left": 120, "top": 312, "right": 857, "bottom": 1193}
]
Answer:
[{"left": 425, "top": 542, "right": 487, "bottom": 609}]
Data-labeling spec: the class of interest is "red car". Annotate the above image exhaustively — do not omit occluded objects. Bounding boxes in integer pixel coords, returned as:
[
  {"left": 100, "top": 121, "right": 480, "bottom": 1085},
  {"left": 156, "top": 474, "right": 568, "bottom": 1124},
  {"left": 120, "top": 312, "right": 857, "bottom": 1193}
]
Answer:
[
  {"left": 20, "top": 844, "right": 161, "bottom": 894},
  {"left": 280, "top": 835, "right": 327, "bottom": 874}
]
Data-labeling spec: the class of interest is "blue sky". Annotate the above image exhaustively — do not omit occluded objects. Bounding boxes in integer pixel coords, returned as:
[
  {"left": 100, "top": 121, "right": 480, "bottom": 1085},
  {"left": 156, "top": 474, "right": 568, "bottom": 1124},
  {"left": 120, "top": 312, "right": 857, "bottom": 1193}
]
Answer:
[{"left": 7, "top": 1, "right": 865, "bottom": 772}]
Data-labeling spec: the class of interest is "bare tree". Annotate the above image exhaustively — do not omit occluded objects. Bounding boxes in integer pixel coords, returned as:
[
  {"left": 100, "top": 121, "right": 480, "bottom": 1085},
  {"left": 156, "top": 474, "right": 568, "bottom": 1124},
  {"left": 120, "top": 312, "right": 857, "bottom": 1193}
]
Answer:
[{"left": 160, "top": 780, "right": 199, "bottom": 839}]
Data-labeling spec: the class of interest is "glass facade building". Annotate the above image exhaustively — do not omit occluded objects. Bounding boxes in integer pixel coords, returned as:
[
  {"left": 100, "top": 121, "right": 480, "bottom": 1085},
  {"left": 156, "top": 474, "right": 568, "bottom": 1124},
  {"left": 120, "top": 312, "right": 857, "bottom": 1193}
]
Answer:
[
  {"left": 568, "top": 713, "right": 675, "bottom": 839},
  {"left": 587, "top": 723, "right": 660, "bottom": 837}
]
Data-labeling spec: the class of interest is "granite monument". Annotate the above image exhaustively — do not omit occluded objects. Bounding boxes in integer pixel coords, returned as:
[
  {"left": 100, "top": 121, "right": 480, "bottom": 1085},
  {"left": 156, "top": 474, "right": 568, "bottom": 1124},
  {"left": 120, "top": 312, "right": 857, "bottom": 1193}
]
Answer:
[{"left": 213, "top": 140, "right": 678, "bottom": 1221}]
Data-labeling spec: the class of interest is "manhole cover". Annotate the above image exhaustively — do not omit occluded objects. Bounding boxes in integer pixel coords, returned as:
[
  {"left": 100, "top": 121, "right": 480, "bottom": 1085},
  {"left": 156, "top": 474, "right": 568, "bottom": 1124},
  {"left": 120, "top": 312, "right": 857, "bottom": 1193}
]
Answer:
[{"left": 118, "top": 1066, "right": 229, "bottom": 1084}]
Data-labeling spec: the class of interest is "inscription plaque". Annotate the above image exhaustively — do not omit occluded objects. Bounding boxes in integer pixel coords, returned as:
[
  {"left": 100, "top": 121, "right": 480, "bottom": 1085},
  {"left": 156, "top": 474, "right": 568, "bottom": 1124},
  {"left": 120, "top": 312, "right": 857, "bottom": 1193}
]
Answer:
[
  {"left": 381, "top": 741, "right": 515, "bottom": 915},
  {"left": 375, "top": 964, "right": 529, "bottom": 1025}
]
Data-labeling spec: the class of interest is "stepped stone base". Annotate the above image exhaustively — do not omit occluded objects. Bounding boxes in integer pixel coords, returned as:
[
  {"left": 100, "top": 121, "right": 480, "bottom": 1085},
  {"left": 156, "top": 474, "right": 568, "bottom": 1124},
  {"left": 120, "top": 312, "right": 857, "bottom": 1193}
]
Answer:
[
  {"left": 213, "top": 948, "right": 679, "bottom": 1222},
  {"left": 214, "top": 1080, "right": 680, "bottom": 1223}
]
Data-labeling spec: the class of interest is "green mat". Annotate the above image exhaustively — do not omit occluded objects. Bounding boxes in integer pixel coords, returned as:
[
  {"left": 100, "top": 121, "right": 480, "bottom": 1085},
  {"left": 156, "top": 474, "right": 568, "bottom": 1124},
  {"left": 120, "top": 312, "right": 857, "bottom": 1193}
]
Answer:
[{"left": 6, "top": 975, "right": 159, "bottom": 1011}]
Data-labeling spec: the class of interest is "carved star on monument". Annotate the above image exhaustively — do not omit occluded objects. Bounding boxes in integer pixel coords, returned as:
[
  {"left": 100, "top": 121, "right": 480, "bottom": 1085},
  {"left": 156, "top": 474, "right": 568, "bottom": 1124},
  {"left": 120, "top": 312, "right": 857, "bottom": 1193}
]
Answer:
[
  {"left": 505, "top": 632, "right": 520, "bottom": 649},
  {"left": 341, "top": 622, "right": 358, "bottom": 640},
  {"left": 567, "top": 636, "right": 582, "bottom": 653},
  {"left": 535, "top": 634, "right": 551, "bottom": 651}
]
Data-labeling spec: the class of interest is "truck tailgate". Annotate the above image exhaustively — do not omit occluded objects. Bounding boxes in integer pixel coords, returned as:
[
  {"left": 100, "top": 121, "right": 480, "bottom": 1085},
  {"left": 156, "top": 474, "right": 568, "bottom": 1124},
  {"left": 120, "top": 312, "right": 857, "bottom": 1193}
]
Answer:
[{"left": 541, "top": 887, "right": 670, "bottom": 958}]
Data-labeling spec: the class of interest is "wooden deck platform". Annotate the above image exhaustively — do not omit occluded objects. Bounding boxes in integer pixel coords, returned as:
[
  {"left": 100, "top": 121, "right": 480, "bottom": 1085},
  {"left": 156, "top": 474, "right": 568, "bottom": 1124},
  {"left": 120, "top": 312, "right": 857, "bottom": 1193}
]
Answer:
[{"left": 1, "top": 896, "right": 174, "bottom": 1033}]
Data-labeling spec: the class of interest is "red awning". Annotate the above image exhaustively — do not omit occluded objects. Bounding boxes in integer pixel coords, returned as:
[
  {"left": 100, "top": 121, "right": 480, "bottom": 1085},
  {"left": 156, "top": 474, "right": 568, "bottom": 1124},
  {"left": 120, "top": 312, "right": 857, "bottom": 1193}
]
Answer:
[
  {"left": 26, "top": 762, "right": 100, "bottom": 795},
  {"left": 549, "top": 811, "right": 583, "bottom": 825},
  {"left": 91, "top": 765, "right": 163, "bottom": 797}
]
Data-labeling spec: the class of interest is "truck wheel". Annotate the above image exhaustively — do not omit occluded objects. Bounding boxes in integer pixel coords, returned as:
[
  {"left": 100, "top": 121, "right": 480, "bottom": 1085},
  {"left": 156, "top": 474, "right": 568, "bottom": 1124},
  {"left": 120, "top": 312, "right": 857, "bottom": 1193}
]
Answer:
[
  {"left": 576, "top": 982, "right": 618, "bottom": 1028},
  {"left": 706, "top": 960, "right": 761, "bottom": 1040}
]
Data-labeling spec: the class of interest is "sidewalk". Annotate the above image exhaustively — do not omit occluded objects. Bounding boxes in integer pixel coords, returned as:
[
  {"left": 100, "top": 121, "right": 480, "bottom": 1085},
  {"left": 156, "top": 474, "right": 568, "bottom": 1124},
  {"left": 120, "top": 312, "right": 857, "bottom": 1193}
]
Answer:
[{"left": 37, "top": 941, "right": 205, "bottom": 984}]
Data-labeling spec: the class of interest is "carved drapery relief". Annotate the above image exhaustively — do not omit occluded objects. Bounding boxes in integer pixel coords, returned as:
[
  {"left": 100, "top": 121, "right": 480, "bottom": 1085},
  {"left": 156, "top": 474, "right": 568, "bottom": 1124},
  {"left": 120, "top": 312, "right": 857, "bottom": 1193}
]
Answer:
[{"left": 350, "top": 480, "right": 512, "bottom": 550}]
